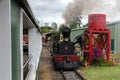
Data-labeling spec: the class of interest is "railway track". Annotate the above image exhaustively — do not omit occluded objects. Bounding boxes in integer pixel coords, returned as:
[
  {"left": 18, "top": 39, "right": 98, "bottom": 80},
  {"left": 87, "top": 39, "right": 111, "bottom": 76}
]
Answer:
[{"left": 54, "top": 70, "right": 85, "bottom": 80}]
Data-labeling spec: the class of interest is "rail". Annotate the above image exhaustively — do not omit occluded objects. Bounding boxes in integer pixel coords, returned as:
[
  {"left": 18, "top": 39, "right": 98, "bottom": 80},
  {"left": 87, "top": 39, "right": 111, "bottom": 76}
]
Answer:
[
  {"left": 60, "top": 70, "right": 67, "bottom": 80},
  {"left": 59, "top": 70, "right": 85, "bottom": 80},
  {"left": 74, "top": 70, "right": 86, "bottom": 80}
]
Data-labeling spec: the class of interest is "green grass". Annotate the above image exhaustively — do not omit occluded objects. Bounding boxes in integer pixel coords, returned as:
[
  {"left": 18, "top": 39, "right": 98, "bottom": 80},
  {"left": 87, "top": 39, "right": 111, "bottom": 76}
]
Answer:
[
  {"left": 81, "top": 65, "right": 120, "bottom": 80},
  {"left": 80, "top": 53, "right": 120, "bottom": 80}
]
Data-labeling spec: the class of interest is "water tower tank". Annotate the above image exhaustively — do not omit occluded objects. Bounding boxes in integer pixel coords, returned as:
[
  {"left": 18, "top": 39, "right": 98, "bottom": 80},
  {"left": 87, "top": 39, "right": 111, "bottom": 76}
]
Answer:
[{"left": 88, "top": 14, "right": 106, "bottom": 29}]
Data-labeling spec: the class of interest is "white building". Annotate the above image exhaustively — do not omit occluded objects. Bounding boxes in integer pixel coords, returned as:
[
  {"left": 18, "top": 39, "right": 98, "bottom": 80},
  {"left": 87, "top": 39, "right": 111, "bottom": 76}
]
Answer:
[{"left": 0, "top": 0, "right": 42, "bottom": 80}]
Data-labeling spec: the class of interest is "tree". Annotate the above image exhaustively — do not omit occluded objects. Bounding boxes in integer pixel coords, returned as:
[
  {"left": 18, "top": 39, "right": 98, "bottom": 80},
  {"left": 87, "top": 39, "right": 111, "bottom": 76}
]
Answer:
[
  {"left": 40, "top": 22, "right": 58, "bottom": 33},
  {"left": 40, "top": 26, "right": 50, "bottom": 33},
  {"left": 83, "top": 23, "right": 88, "bottom": 27},
  {"left": 58, "top": 24, "right": 64, "bottom": 33},
  {"left": 52, "top": 22, "right": 57, "bottom": 30},
  {"left": 69, "top": 16, "right": 82, "bottom": 29},
  {"left": 44, "top": 23, "right": 49, "bottom": 27}
]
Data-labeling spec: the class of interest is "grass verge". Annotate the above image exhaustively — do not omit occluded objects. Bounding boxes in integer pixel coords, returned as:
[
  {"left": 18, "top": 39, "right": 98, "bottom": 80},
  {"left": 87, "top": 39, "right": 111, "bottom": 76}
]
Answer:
[
  {"left": 81, "top": 65, "right": 120, "bottom": 80},
  {"left": 80, "top": 53, "right": 120, "bottom": 80}
]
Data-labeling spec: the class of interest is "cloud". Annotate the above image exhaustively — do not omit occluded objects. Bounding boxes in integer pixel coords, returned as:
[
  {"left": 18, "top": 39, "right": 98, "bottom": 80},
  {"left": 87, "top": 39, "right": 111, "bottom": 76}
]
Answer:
[
  {"left": 28, "top": 0, "right": 120, "bottom": 26},
  {"left": 62, "top": 0, "right": 120, "bottom": 25},
  {"left": 28, "top": 0, "right": 70, "bottom": 26}
]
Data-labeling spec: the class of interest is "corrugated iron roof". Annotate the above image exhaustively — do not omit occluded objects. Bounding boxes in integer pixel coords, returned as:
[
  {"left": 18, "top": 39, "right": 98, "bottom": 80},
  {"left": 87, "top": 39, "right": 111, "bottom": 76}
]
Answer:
[
  {"left": 107, "top": 20, "right": 120, "bottom": 26},
  {"left": 72, "top": 20, "right": 120, "bottom": 31}
]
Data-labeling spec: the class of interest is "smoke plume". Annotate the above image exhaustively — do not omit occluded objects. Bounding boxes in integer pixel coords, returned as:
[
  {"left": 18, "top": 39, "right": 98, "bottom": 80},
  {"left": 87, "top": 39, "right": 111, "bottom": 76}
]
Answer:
[{"left": 63, "top": 0, "right": 120, "bottom": 24}]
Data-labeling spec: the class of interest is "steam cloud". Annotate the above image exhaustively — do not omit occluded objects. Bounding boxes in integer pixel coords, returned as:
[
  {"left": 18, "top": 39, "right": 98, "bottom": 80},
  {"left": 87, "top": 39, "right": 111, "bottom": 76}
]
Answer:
[{"left": 63, "top": 0, "right": 120, "bottom": 24}]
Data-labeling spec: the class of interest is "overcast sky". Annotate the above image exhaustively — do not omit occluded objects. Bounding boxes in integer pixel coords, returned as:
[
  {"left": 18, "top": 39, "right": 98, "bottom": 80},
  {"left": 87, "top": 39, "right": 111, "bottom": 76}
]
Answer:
[
  {"left": 28, "top": 0, "right": 120, "bottom": 26},
  {"left": 28, "top": 0, "right": 73, "bottom": 26}
]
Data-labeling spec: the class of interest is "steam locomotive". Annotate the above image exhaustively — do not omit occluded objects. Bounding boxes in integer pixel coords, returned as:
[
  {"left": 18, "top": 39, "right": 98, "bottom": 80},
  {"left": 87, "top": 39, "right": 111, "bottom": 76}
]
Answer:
[{"left": 52, "top": 27, "right": 81, "bottom": 70}]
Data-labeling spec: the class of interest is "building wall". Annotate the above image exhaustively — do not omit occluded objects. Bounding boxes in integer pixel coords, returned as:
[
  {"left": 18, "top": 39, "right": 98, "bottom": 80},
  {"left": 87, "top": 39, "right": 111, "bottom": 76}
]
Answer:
[
  {"left": 107, "top": 24, "right": 115, "bottom": 52},
  {"left": 107, "top": 24, "right": 115, "bottom": 39},
  {"left": 71, "top": 28, "right": 87, "bottom": 41},
  {"left": 26, "top": 28, "right": 42, "bottom": 80},
  {"left": 0, "top": 0, "right": 12, "bottom": 80},
  {"left": 107, "top": 23, "right": 120, "bottom": 53},
  {"left": 0, "top": 0, "right": 42, "bottom": 80},
  {"left": 116, "top": 23, "right": 120, "bottom": 53}
]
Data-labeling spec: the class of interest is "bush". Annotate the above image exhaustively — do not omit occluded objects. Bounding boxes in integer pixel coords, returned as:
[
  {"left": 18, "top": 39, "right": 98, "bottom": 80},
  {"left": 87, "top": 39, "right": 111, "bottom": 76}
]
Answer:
[{"left": 91, "top": 58, "right": 113, "bottom": 66}]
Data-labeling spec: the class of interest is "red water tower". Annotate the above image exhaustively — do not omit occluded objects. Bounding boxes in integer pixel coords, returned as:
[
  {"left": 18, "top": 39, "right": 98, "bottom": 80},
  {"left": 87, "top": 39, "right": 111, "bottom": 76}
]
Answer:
[{"left": 83, "top": 14, "right": 110, "bottom": 63}]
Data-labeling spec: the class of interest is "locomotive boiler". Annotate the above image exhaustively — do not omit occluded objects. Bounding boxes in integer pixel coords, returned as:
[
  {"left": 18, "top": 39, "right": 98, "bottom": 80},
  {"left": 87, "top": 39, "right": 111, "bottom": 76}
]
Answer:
[{"left": 52, "top": 27, "right": 81, "bottom": 70}]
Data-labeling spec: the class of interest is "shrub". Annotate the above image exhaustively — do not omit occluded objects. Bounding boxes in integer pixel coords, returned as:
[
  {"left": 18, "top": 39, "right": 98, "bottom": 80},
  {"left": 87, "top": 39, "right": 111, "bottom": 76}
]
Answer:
[{"left": 91, "top": 58, "right": 113, "bottom": 66}]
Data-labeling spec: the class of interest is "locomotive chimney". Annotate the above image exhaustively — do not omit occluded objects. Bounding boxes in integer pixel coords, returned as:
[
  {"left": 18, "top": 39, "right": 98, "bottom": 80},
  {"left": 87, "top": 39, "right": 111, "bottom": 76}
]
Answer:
[{"left": 62, "top": 27, "right": 71, "bottom": 39}]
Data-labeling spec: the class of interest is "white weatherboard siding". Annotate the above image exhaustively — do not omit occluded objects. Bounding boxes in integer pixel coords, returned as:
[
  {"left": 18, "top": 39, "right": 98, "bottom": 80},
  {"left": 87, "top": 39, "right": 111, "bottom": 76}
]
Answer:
[
  {"left": 0, "top": 0, "right": 11, "bottom": 80},
  {"left": 26, "top": 28, "right": 42, "bottom": 80},
  {"left": 35, "top": 30, "right": 42, "bottom": 70},
  {"left": 26, "top": 28, "right": 36, "bottom": 80},
  {"left": 23, "top": 9, "right": 42, "bottom": 80}
]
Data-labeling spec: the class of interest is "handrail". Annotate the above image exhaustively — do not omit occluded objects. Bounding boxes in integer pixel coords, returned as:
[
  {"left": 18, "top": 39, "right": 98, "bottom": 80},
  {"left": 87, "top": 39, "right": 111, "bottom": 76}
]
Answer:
[
  {"left": 25, "top": 64, "right": 33, "bottom": 80},
  {"left": 23, "top": 55, "right": 32, "bottom": 69}
]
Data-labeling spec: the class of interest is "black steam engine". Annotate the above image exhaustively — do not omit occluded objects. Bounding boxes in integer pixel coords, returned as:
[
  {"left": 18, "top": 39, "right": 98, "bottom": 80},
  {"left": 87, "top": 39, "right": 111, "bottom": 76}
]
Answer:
[{"left": 52, "top": 27, "right": 81, "bottom": 70}]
